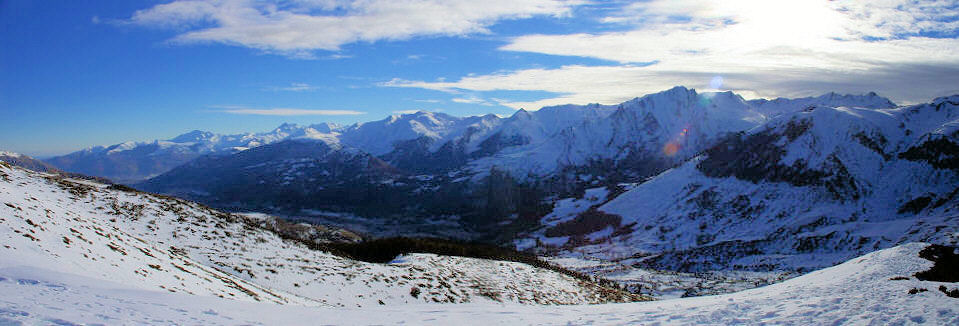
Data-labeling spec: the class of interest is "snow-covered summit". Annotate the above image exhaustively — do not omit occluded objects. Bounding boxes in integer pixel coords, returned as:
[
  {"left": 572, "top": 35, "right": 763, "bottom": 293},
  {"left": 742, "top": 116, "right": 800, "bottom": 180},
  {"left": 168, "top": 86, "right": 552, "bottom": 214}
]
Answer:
[{"left": 169, "top": 130, "right": 215, "bottom": 143}]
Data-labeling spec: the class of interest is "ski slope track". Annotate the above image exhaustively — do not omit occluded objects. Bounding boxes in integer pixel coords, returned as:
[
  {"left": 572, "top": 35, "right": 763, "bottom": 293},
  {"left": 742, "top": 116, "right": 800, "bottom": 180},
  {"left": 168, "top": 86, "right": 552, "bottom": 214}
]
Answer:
[{"left": 0, "top": 163, "right": 637, "bottom": 312}]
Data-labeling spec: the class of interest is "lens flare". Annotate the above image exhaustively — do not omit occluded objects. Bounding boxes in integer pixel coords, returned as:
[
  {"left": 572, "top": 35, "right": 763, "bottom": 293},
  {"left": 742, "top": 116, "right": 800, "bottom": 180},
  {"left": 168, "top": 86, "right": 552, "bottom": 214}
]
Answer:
[
  {"left": 710, "top": 75, "right": 724, "bottom": 89},
  {"left": 663, "top": 142, "right": 680, "bottom": 156},
  {"left": 698, "top": 93, "right": 714, "bottom": 107}
]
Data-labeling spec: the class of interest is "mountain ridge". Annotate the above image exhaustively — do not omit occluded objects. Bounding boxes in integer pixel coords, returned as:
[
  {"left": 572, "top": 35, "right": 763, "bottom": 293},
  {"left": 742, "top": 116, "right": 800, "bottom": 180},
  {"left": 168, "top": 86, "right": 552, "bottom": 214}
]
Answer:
[{"left": 45, "top": 87, "right": 897, "bottom": 184}]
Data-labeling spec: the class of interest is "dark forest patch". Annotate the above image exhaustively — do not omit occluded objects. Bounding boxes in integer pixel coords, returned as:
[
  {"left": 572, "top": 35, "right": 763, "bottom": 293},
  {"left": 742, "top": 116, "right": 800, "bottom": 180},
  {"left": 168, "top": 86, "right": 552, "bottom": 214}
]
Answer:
[
  {"left": 544, "top": 209, "right": 622, "bottom": 238},
  {"left": 898, "top": 195, "right": 934, "bottom": 214},
  {"left": 915, "top": 244, "right": 959, "bottom": 283},
  {"left": 899, "top": 137, "right": 959, "bottom": 171}
]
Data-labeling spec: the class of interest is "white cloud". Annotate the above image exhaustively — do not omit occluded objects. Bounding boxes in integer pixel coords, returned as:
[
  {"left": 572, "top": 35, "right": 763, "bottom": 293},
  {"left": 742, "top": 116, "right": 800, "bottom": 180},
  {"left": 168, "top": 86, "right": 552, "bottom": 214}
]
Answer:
[
  {"left": 504, "top": 0, "right": 959, "bottom": 67},
  {"left": 129, "top": 0, "right": 582, "bottom": 57},
  {"left": 392, "top": 109, "right": 421, "bottom": 114},
  {"left": 388, "top": 0, "right": 959, "bottom": 107},
  {"left": 214, "top": 106, "right": 365, "bottom": 116}
]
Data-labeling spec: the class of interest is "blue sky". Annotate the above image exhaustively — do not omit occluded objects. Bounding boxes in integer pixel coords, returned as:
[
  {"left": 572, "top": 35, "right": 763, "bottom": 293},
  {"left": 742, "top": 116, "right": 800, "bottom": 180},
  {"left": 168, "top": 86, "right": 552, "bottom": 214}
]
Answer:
[{"left": 2, "top": 0, "right": 958, "bottom": 157}]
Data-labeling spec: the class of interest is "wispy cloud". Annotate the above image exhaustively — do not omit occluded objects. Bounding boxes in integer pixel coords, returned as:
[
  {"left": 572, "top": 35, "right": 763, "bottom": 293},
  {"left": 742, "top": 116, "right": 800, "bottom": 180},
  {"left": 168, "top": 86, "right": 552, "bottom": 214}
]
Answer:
[
  {"left": 451, "top": 96, "right": 494, "bottom": 106},
  {"left": 323, "top": 54, "right": 353, "bottom": 60},
  {"left": 128, "top": 0, "right": 583, "bottom": 58},
  {"left": 213, "top": 105, "right": 365, "bottom": 116},
  {"left": 387, "top": 0, "right": 959, "bottom": 107},
  {"left": 263, "top": 82, "right": 323, "bottom": 92},
  {"left": 392, "top": 109, "right": 422, "bottom": 114}
]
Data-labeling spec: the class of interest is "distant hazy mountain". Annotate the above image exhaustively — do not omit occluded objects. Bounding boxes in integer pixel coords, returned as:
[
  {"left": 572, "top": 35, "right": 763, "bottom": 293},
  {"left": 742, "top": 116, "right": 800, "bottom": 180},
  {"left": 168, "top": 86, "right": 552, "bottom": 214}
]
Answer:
[{"left": 44, "top": 123, "right": 341, "bottom": 184}]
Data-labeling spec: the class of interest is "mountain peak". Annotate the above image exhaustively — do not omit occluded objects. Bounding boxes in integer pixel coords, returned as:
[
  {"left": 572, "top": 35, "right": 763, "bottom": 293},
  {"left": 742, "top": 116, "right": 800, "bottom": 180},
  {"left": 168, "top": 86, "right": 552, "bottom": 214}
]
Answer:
[
  {"left": 308, "top": 122, "right": 340, "bottom": 134},
  {"left": 932, "top": 94, "right": 959, "bottom": 105},
  {"left": 275, "top": 122, "right": 300, "bottom": 130},
  {"left": 511, "top": 108, "right": 532, "bottom": 119},
  {"left": 664, "top": 85, "right": 695, "bottom": 97},
  {"left": 815, "top": 91, "right": 896, "bottom": 109},
  {"left": 170, "top": 130, "right": 214, "bottom": 143}
]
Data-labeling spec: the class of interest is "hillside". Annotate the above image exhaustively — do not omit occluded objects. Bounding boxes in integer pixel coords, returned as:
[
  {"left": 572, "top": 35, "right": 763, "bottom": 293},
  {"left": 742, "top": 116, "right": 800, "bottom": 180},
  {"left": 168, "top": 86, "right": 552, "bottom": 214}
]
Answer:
[{"left": 0, "top": 162, "right": 638, "bottom": 309}]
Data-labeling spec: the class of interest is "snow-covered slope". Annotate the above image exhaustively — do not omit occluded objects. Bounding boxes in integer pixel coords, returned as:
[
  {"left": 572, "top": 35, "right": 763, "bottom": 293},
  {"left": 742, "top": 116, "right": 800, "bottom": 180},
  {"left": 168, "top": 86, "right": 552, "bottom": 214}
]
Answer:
[
  {"left": 521, "top": 96, "right": 959, "bottom": 272},
  {"left": 1, "top": 243, "right": 955, "bottom": 325},
  {"left": 0, "top": 162, "right": 637, "bottom": 309}
]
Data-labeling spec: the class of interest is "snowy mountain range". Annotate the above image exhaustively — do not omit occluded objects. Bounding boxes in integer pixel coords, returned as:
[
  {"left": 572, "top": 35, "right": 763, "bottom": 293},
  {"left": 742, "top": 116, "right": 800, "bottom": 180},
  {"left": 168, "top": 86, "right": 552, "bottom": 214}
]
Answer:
[
  {"left": 44, "top": 87, "right": 896, "bottom": 184},
  {"left": 129, "top": 88, "right": 901, "bottom": 234},
  {"left": 39, "top": 87, "right": 958, "bottom": 275},
  {"left": 4, "top": 87, "right": 958, "bottom": 324}
]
